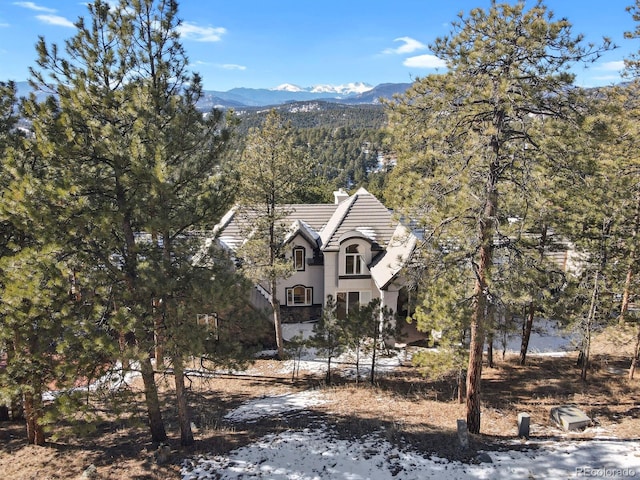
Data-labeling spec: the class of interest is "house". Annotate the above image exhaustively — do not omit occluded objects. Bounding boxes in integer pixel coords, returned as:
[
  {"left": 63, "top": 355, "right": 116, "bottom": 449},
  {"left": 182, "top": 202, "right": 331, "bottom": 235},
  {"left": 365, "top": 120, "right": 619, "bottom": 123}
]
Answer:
[{"left": 213, "top": 187, "right": 418, "bottom": 325}]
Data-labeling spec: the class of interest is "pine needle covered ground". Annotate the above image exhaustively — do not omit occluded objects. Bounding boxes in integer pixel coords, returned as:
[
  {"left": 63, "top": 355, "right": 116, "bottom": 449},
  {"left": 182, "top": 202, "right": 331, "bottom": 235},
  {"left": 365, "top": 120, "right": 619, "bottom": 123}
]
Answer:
[{"left": 0, "top": 327, "right": 638, "bottom": 479}]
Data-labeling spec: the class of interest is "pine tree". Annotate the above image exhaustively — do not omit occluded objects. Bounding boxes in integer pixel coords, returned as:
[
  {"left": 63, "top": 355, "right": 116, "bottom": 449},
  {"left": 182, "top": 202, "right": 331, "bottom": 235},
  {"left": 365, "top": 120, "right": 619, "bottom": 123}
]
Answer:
[
  {"left": 117, "top": 0, "right": 238, "bottom": 446},
  {"left": 24, "top": 0, "right": 239, "bottom": 444},
  {"left": 0, "top": 82, "right": 113, "bottom": 445},
  {"left": 363, "top": 298, "right": 397, "bottom": 384},
  {"left": 310, "top": 295, "right": 346, "bottom": 385},
  {"left": 340, "top": 301, "right": 370, "bottom": 385},
  {"left": 621, "top": 1, "right": 640, "bottom": 380},
  {"left": 411, "top": 261, "right": 473, "bottom": 403},
  {"left": 625, "top": 0, "right": 640, "bottom": 77},
  {"left": 235, "top": 109, "right": 313, "bottom": 359},
  {"left": 0, "top": 246, "right": 113, "bottom": 445},
  {"left": 385, "top": 0, "right": 611, "bottom": 433},
  {"left": 542, "top": 81, "right": 640, "bottom": 381}
]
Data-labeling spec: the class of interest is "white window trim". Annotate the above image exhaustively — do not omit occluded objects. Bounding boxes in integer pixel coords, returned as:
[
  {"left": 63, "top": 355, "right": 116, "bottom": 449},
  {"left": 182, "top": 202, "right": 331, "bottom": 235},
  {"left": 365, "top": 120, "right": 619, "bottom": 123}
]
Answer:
[
  {"left": 345, "top": 245, "right": 363, "bottom": 275},
  {"left": 293, "top": 247, "right": 306, "bottom": 271},
  {"left": 286, "top": 285, "right": 313, "bottom": 306}
]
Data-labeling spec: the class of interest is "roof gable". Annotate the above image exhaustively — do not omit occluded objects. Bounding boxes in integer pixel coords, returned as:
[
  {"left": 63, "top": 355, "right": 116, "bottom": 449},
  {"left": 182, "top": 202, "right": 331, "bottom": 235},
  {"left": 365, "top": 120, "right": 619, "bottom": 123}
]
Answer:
[
  {"left": 369, "top": 223, "right": 417, "bottom": 289},
  {"left": 321, "top": 188, "right": 396, "bottom": 251},
  {"left": 215, "top": 203, "right": 337, "bottom": 250},
  {"left": 213, "top": 189, "right": 416, "bottom": 272},
  {"left": 284, "top": 219, "right": 321, "bottom": 248}
]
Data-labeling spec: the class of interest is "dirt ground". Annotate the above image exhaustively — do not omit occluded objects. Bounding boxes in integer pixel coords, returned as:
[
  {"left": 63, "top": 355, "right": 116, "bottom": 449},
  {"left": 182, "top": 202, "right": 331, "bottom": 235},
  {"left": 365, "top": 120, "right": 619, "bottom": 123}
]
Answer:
[{"left": 1, "top": 326, "right": 638, "bottom": 480}]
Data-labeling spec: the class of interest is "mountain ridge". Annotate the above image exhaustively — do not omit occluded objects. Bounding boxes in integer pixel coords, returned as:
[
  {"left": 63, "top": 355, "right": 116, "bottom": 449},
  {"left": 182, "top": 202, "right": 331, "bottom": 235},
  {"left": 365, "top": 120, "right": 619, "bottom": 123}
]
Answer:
[
  {"left": 9, "top": 80, "right": 412, "bottom": 109},
  {"left": 197, "top": 82, "right": 411, "bottom": 109},
  {"left": 272, "top": 82, "right": 373, "bottom": 94}
]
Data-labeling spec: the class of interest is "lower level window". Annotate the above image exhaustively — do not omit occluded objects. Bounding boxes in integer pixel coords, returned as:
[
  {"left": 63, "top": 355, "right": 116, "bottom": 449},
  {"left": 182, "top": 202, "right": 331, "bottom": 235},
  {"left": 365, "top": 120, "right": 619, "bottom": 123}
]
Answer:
[
  {"left": 336, "top": 291, "right": 371, "bottom": 319},
  {"left": 286, "top": 285, "right": 313, "bottom": 306}
]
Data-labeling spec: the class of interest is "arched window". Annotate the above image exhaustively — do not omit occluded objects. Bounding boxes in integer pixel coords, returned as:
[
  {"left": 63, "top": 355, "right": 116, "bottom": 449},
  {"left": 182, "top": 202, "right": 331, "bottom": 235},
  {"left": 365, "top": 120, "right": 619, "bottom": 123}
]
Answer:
[
  {"left": 286, "top": 285, "right": 313, "bottom": 306},
  {"left": 345, "top": 244, "right": 362, "bottom": 275}
]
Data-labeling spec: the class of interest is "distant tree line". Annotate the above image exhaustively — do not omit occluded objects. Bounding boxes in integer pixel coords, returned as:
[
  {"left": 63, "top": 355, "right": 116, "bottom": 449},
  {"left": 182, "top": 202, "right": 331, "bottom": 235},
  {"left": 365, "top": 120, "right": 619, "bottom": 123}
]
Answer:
[{"left": 227, "top": 104, "right": 393, "bottom": 203}]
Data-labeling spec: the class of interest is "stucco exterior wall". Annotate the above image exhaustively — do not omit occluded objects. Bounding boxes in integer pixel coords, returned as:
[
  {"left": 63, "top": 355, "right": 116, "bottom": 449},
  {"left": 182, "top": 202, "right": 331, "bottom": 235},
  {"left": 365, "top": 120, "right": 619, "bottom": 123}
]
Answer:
[{"left": 275, "top": 235, "right": 325, "bottom": 306}]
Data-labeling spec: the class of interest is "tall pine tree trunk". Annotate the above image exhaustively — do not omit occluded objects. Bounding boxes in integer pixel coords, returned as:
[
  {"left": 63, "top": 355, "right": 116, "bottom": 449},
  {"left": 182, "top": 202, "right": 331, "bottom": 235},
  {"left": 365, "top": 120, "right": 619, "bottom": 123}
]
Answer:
[
  {"left": 23, "top": 390, "right": 45, "bottom": 445},
  {"left": 466, "top": 152, "right": 498, "bottom": 434},
  {"left": 629, "top": 326, "right": 640, "bottom": 380},
  {"left": 520, "top": 302, "right": 535, "bottom": 366},
  {"left": 466, "top": 233, "right": 491, "bottom": 433},
  {"left": 139, "top": 357, "right": 167, "bottom": 442},
  {"left": 152, "top": 299, "right": 164, "bottom": 369},
  {"left": 466, "top": 281, "right": 487, "bottom": 434},
  {"left": 119, "top": 191, "right": 166, "bottom": 442},
  {"left": 173, "top": 354, "right": 194, "bottom": 446},
  {"left": 620, "top": 192, "right": 639, "bottom": 325},
  {"left": 271, "top": 279, "right": 285, "bottom": 359},
  {"left": 5, "top": 341, "right": 23, "bottom": 420},
  {"left": 580, "top": 270, "right": 599, "bottom": 381}
]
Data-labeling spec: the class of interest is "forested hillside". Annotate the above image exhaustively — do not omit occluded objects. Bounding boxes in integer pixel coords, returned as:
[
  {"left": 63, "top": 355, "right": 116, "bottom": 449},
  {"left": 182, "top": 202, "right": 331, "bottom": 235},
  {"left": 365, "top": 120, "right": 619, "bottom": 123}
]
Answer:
[{"left": 227, "top": 102, "right": 394, "bottom": 203}]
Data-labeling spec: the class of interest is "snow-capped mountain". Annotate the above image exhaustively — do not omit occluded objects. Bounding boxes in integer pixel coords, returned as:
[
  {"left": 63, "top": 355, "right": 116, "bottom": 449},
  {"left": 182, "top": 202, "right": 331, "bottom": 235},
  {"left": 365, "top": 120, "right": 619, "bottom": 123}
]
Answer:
[
  {"left": 197, "top": 82, "right": 403, "bottom": 108},
  {"left": 309, "top": 82, "right": 373, "bottom": 94},
  {"left": 272, "top": 83, "right": 305, "bottom": 92},
  {"left": 272, "top": 82, "right": 373, "bottom": 95},
  {"left": 10, "top": 80, "right": 410, "bottom": 109}
]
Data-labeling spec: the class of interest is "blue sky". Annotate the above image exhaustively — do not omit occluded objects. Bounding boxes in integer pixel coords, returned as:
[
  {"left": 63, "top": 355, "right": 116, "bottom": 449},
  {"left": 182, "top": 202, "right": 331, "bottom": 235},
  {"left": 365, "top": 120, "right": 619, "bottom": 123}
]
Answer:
[{"left": 0, "top": 0, "right": 637, "bottom": 91}]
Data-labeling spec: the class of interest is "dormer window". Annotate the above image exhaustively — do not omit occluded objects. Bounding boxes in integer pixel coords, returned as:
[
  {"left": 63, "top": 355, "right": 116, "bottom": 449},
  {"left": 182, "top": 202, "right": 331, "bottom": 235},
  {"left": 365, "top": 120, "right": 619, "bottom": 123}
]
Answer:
[
  {"left": 293, "top": 247, "right": 305, "bottom": 271},
  {"left": 345, "top": 244, "right": 362, "bottom": 275}
]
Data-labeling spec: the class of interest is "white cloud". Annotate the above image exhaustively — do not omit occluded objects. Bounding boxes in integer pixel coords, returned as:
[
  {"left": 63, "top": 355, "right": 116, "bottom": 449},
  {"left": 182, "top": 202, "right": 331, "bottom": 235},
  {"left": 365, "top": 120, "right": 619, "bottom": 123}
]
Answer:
[
  {"left": 220, "top": 64, "right": 246, "bottom": 71},
  {"left": 178, "top": 22, "right": 226, "bottom": 42},
  {"left": 403, "top": 54, "right": 446, "bottom": 69},
  {"left": 591, "top": 74, "right": 623, "bottom": 83},
  {"left": 383, "top": 36, "right": 427, "bottom": 55},
  {"left": 192, "top": 60, "right": 246, "bottom": 71},
  {"left": 0, "top": 21, "right": 9, "bottom": 27},
  {"left": 14, "top": 1, "right": 74, "bottom": 28},
  {"left": 13, "top": 1, "right": 55, "bottom": 13},
  {"left": 597, "top": 60, "right": 625, "bottom": 71},
  {"left": 35, "top": 14, "right": 75, "bottom": 28}
]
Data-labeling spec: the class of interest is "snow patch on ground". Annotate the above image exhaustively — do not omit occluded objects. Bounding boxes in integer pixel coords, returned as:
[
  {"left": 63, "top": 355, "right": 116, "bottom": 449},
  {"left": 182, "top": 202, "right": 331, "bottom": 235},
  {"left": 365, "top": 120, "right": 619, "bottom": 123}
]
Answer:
[
  {"left": 178, "top": 320, "right": 640, "bottom": 479},
  {"left": 495, "top": 319, "right": 579, "bottom": 355},
  {"left": 42, "top": 361, "right": 141, "bottom": 401},
  {"left": 182, "top": 426, "right": 640, "bottom": 480},
  {"left": 279, "top": 342, "right": 408, "bottom": 380},
  {"left": 224, "top": 390, "right": 329, "bottom": 423},
  {"left": 282, "top": 322, "right": 316, "bottom": 341}
]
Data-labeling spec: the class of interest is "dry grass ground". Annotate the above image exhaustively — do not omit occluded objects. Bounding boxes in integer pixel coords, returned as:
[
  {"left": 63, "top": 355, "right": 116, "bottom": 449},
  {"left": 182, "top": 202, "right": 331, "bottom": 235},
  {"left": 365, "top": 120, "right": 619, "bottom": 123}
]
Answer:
[{"left": 1, "top": 326, "right": 638, "bottom": 479}]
